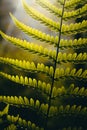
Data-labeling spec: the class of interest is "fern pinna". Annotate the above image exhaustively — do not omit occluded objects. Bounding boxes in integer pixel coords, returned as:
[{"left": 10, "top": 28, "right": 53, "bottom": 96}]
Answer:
[{"left": 0, "top": 0, "right": 87, "bottom": 130}]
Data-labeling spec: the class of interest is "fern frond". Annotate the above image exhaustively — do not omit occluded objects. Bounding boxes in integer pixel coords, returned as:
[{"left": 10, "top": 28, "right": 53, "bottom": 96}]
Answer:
[
  {"left": 65, "top": 0, "right": 87, "bottom": 8},
  {"left": 1, "top": 33, "right": 87, "bottom": 64},
  {"left": 36, "top": 0, "right": 62, "bottom": 17},
  {"left": 0, "top": 57, "right": 54, "bottom": 78},
  {"left": 0, "top": 99, "right": 87, "bottom": 123},
  {"left": 36, "top": 0, "right": 87, "bottom": 20},
  {"left": 22, "top": 0, "right": 60, "bottom": 31},
  {"left": 52, "top": 84, "right": 87, "bottom": 99},
  {"left": 58, "top": 126, "right": 83, "bottom": 130},
  {"left": 1, "top": 20, "right": 58, "bottom": 45},
  {"left": 57, "top": 52, "right": 87, "bottom": 64},
  {"left": 6, "top": 114, "right": 44, "bottom": 130},
  {"left": 0, "top": 96, "right": 30, "bottom": 108},
  {"left": 10, "top": 13, "right": 87, "bottom": 37},
  {"left": 60, "top": 38, "right": 87, "bottom": 50},
  {"left": 49, "top": 105, "right": 87, "bottom": 117},
  {"left": 62, "top": 20, "right": 87, "bottom": 35},
  {"left": 2, "top": 31, "right": 87, "bottom": 50},
  {"left": 58, "top": 0, "right": 87, "bottom": 8},
  {"left": 55, "top": 68, "right": 87, "bottom": 81},
  {"left": 0, "top": 96, "right": 49, "bottom": 116},
  {"left": 0, "top": 31, "right": 56, "bottom": 60},
  {"left": 67, "top": 84, "right": 87, "bottom": 97},
  {"left": 0, "top": 72, "right": 51, "bottom": 95},
  {"left": 3, "top": 96, "right": 85, "bottom": 118},
  {"left": 0, "top": 105, "right": 9, "bottom": 117},
  {"left": 0, "top": 0, "right": 87, "bottom": 129},
  {"left": 63, "top": 4, "right": 87, "bottom": 20},
  {"left": 51, "top": 86, "right": 66, "bottom": 98},
  {"left": 57, "top": 0, "right": 64, "bottom": 5},
  {"left": 4, "top": 124, "right": 17, "bottom": 130}
]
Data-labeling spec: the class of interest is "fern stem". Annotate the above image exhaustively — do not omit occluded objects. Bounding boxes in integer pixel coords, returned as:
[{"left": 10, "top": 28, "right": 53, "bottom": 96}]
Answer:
[{"left": 44, "top": 0, "right": 66, "bottom": 129}]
